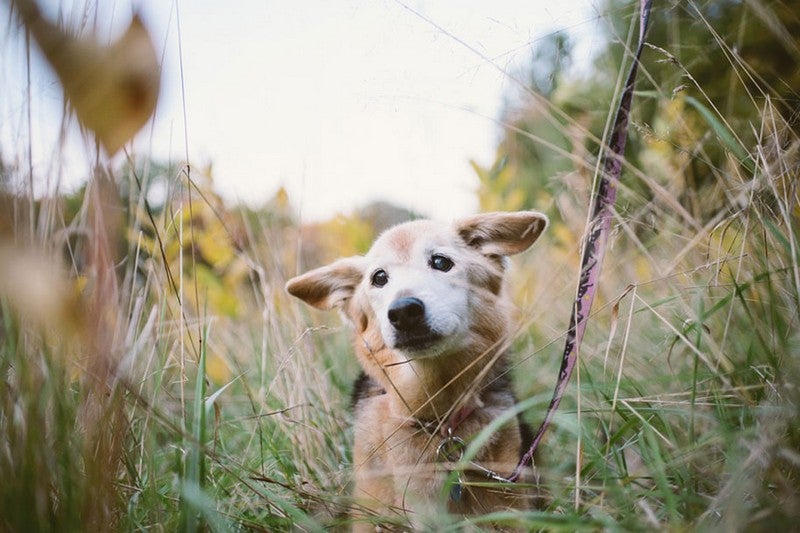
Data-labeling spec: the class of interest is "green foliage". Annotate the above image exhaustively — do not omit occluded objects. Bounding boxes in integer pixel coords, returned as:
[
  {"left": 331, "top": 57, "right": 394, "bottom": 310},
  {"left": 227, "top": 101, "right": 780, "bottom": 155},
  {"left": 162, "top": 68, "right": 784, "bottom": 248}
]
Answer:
[{"left": 477, "top": 0, "right": 800, "bottom": 224}]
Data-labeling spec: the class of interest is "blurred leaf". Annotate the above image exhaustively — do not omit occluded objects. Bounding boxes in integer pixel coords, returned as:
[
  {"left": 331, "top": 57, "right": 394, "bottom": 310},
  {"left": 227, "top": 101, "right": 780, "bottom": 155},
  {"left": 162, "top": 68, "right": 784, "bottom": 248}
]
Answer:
[
  {"left": 0, "top": 245, "right": 82, "bottom": 339},
  {"left": 16, "top": 0, "right": 160, "bottom": 155}
]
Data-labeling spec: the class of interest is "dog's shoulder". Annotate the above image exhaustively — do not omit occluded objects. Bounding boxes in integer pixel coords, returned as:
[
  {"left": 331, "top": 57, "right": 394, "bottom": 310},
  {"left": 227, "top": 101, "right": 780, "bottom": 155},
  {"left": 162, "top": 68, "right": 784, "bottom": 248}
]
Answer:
[{"left": 350, "top": 371, "right": 386, "bottom": 410}]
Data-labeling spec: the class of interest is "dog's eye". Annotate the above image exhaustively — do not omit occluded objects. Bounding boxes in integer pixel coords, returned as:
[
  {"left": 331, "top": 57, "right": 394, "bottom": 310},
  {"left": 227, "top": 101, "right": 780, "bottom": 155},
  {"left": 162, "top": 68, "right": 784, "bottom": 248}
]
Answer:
[
  {"left": 371, "top": 269, "right": 389, "bottom": 287},
  {"left": 429, "top": 254, "right": 454, "bottom": 272}
]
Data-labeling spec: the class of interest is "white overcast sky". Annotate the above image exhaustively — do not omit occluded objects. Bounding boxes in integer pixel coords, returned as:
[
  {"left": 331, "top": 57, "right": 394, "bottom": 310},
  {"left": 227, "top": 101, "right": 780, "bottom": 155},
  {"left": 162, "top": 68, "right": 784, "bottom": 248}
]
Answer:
[{"left": 1, "top": 0, "right": 608, "bottom": 221}]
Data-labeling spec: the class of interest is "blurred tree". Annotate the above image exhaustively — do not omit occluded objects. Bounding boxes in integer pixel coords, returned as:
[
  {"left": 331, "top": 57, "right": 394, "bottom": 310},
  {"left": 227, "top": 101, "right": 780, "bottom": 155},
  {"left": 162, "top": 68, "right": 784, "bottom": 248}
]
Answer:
[
  {"left": 475, "top": 0, "right": 800, "bottom": 228},
  {"left": 298, "top": 200, "right": 419, "bottom": 269},
  {"left": 359, "top": 200, "right": 422, "bottom": 235}
]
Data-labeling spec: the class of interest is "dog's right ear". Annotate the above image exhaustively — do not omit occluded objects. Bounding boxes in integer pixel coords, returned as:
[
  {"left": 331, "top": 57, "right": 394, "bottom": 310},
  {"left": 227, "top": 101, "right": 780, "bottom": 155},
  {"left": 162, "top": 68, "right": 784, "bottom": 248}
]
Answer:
[
  {"left": 285, "top": 257, "right": 365, "bottom": 311},
  {"left": 456, "top": 210, "right": 548, "bottom": 257}
]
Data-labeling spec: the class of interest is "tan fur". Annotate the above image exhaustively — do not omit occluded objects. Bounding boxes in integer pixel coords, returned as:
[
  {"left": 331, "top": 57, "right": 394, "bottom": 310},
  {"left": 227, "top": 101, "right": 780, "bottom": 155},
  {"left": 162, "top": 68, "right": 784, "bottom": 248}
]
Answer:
[{"left": 286, "top": 211, "right": 547, "bottom": 530}]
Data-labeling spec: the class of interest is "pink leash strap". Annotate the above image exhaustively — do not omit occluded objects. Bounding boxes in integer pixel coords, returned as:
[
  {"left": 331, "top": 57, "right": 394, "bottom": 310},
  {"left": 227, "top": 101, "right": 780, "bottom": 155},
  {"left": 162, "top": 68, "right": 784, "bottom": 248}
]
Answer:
[{"left": 509, "top": 0, "right": 653, "bottom": 482}]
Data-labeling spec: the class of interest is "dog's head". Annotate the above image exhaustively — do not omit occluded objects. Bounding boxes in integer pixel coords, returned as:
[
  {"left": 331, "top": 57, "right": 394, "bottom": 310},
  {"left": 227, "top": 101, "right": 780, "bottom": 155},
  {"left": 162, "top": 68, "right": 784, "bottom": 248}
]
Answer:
[{"left": 286, "top": 211, "right": 547, "bottom": 364}]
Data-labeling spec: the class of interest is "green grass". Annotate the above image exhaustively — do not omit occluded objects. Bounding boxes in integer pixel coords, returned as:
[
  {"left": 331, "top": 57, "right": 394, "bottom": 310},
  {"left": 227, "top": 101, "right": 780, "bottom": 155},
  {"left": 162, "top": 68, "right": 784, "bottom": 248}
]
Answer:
[{"left": 1, "top": 1, "right": 799, "bottom": 531}]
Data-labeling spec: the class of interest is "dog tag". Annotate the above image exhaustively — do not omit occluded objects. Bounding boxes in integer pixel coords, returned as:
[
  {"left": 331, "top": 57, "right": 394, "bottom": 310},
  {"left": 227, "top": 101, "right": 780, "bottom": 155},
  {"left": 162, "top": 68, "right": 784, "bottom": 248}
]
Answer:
[
  {"left": 436, "top": 435, "right": 466, "bottom": 503},
  {"left": 449, "top": 476, "right": 463, "bottom": 502}
]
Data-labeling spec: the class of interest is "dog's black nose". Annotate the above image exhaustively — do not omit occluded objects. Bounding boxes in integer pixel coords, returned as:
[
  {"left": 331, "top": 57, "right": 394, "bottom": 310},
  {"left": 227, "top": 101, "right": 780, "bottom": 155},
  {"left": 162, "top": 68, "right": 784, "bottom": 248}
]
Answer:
[{"left": 388, "top": 297, "right": 426, "bottom": 331}]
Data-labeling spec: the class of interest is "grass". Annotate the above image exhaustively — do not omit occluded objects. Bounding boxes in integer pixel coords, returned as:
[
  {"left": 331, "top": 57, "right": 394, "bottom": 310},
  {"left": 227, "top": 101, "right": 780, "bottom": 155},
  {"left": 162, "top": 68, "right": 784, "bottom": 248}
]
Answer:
[{"left": 1, "top": 1, "right": 799, "bottom": 531}]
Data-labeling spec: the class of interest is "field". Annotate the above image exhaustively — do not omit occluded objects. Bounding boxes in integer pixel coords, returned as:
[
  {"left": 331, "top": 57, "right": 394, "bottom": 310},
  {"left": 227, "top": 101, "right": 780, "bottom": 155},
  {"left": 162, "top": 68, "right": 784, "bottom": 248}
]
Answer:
[{"left": 1, "top": 0, "right": 798, "bottom": 531}]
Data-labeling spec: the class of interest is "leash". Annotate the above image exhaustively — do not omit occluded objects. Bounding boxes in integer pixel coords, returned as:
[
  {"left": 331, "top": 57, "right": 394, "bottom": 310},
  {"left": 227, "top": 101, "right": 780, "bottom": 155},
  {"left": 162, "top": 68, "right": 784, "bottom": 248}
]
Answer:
[{"left": 508, "top": 0, "right": 653, "bottom": 483}]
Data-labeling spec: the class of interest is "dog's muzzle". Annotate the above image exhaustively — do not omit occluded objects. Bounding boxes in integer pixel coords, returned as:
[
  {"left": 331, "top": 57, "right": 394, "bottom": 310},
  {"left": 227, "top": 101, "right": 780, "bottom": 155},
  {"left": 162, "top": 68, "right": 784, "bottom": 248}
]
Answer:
[{"left": 387, "top": 297, "right": 442, "bottom": 350}]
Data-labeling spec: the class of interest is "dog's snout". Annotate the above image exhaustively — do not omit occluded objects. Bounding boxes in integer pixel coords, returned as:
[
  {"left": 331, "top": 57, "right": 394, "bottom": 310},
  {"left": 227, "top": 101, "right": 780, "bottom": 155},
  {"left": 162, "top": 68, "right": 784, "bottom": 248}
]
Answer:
[
  {"left": 386, "top": 297, "right": 442, "bottom": 351},
  {"left": 388, "top": 297, "right": 425, "bottom": 331}
]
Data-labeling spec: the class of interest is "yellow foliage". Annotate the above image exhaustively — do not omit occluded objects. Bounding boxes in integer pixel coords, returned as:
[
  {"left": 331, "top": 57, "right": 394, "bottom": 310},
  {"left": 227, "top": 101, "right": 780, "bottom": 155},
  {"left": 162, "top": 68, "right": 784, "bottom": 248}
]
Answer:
[
  {"left": 474, "top": 156, "right": 529, "bottom": 213},
  {"left": 184, "top": 261, "right": 240, "bottom": 318},
  {"left": 273, "top": 186, "right": 290, "bottom": 211},
  {"left": 197, "top": 224, "right": 235, "bottom": 270},
  {"left": 302, "top": 214, "right": 375, "bottom": 265},
  {"left": 633, "top": 254, "right": 652, "bottom": 282},
  {"left": 127, "top": 172, "right": 254, "bottom": 319},
  {"left": 206, "top": 352, "right": 232, "bottom": 385},
  {"left": 552, "top": 222, "right": 576, "bottom": 249}
]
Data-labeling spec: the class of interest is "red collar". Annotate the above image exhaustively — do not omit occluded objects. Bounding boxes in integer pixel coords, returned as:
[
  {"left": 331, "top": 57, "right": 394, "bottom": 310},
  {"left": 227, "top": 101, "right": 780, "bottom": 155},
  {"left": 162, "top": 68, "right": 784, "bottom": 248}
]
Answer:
[
  {"left": 444, "top": 405, "right": 475, "bottom": 436},
  {"left": 415, "top": 404, "right": 475, "bottom": 437}
]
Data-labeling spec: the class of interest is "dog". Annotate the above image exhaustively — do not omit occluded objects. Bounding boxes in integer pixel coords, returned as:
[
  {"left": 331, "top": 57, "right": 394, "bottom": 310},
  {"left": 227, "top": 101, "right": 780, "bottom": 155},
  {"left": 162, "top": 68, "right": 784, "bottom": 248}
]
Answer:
[{"left": 286, "top": 210, "right": 548, "bottom": 530}]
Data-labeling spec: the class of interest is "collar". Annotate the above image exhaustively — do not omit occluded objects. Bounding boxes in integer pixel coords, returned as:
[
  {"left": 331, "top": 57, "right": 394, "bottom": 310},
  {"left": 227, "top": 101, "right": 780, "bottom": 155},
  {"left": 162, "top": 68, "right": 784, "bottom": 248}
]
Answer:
[{"left": 414, "top": 404, "right": 476, "bottom": 438}]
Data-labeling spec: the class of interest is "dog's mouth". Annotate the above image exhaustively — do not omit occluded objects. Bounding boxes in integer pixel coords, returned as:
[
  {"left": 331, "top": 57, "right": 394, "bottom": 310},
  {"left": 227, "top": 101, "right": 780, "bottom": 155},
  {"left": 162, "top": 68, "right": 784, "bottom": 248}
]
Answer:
[{"left": 393, "top": 329, "right": 444, "bottom": 352}]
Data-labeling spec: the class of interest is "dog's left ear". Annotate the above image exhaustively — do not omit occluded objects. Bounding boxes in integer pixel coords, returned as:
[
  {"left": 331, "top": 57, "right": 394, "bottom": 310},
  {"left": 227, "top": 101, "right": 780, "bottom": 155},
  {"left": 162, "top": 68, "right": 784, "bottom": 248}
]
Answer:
[
  {"left": 286, "top": 256, "right": 366, "bottom": 310},
  {"left": 456, "top": 210, "right": 548, "bottom": 256}
]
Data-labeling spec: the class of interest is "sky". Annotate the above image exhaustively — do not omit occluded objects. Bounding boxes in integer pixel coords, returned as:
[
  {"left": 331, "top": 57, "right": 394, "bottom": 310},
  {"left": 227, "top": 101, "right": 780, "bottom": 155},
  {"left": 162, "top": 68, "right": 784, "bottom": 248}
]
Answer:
[{"left": 1, "top": 0, "right": 608, "bottom": 222}]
